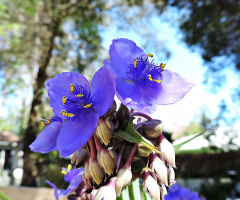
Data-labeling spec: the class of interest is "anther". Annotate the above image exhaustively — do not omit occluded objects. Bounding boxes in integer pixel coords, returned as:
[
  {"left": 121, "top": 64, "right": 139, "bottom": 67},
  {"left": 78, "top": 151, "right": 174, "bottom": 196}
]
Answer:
[
  {"left": 61, "top": 110, "right": 74, "bottom": 117},
  {"left": 61, "top": 169, "right": 67, "bottom": 175},
  {"left": 46, "top": 119, "right": 51, "bottom": 124},
  {"left": 70, "top": 84, "right": 75, "bottom": 93},
  {"left": 148, "top": 75, "right": 153, "bottom": 81},
  {"left": 134, "top": 60, "right": 138, "bottom": 68},
  {"left": 146, "top": 53, "right": 153, "bottom": 57},
  {"left": 62, "top": 96, "right": 67, "bottom": 105},
  {"left": 84, "top": 103, "right": 92, "bottom": 108},
  {"left": 160, "top": 63, "right": 166, "bottom": 71},
  {"left": 75, "top": 94, "right": 84, "bottom": 97},
  {"left": 67, "top": 164, "right": 72, "bottom": 171},
  {"left": 155, "top": 79, "right": 162, "bottom": 83},
  {"left": 41, "top": 121, "right": 45, "bottom": 127}
]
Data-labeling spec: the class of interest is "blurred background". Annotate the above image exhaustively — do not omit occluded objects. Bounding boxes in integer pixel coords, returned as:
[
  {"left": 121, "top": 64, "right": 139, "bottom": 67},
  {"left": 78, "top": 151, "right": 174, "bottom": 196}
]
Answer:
[{"left": 0, "top": 0, "right": 240, "bottom": 199}]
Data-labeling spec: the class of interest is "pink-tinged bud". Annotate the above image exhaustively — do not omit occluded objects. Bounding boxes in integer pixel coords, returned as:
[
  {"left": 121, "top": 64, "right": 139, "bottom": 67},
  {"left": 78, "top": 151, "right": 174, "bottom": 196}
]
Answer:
[
  {"left": 143, "top": 170, "right": 160, "bottom": 200},
  {"left": 143, "top": 120, "right": 162, "bottom": 138},
  {"left": 151, "top": 152, "right": 168, "bottom": 186},
  {"left": 97, "top": 149, "right": 117, "bottom": 175},
  {"left": 159, "top": 134, "right": 176, "bottom": 168},
  {"left": 160, "top": 184, "right": 167, "bottom": 200},
  {"left": 89, "top": 158, "right": 104, "bottom": 185},
  {"left": 95, "top": 118, "right": 112, "bottom": 145},
  {"left": 115, "top": 166, "right": 132, "bottom": 196},
  {"left": 71, "top": 148, "right": 89, "bottom": 168},
  {"left": 168, "top": 166, "right": 176, "bottom": 186},
  {"left": 138, "top": 144, "right": 153, "bottom": 157},
  {"left": 94, "top": 177, "right": 117, "bottom": 200}
]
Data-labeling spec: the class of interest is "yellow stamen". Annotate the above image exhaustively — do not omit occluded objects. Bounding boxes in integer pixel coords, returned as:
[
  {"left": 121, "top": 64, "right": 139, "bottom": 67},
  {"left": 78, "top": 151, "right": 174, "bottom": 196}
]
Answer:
[
  {"left": 61, "top": 169, "right": 67, "bottom": 175},
  {"left": 75, "top": 94, "right": 84, "bottom": 97},
  {"left": 70, "top": 84, "right": 75, "bottom": 93},
  {"left": 148, "top": 75, "right": 153, "bottom": 81},
  {"left": 67, "top": 164, "right": 72, "bottom": 171},
  {"left": 61, "top": 110, "right": 74, "bottom": 117},
  {"left": 62, "top": 96, "right": 67, "bottom": 105},
  {"left": 146, "top": 53, "right": 153, "bottom": 57},
  {"left": 155, "top": 79, "right": 162, "bottom": 83},
  {"left": 160, "top": 63, "right": 166, "bottom": 71},
  {"left": 46, "top": 119, "right": 51, "bottom": 124},
  {"left": 134, "top": 60, "right": 138, "bottom": 68},
  {"left": 84, "top": 103, "right": 92, "bottom": 108},
  {"left": 61, "top": 110, "right": 67, "bottom": 116},
  {"left": 41, "top": 121, "right": 45, "bottom": 127}
]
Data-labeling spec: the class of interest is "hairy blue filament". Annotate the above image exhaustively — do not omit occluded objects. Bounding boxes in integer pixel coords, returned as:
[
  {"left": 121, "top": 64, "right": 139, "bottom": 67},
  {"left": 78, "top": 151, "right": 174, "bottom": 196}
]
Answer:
[
  {"left": 126, "top": 56, "right": 163, "bottom": 89},
  {"left": 63, "top": 84, "right": 93, "bottom": 122}
]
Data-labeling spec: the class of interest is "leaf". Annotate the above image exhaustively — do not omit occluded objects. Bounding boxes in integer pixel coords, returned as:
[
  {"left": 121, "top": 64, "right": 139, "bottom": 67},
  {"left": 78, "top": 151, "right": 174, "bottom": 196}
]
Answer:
[
  {"left": 173, "top": 132, "right": 204, "bottom": 152},
  {"left": 128, "top": 178, "right": 141, "bottom": 200},
  {"left": 114, "top": 120, "right": 160, "bottom": 153}
]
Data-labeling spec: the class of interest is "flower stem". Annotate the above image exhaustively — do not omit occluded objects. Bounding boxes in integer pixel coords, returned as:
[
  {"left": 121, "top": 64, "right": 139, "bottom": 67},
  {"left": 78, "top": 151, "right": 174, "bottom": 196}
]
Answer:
[
  {"left": 125, "top": 143, "right": 138, "bottom": 167},
  {"left": 130, "top": 112, "right": 153, "bottom": 121},
  {"left": 89, "top": 136, "right": 97, "bottom": 160},
  {"left": 116, "top": 143, "right": 126, "bottom": 172}
]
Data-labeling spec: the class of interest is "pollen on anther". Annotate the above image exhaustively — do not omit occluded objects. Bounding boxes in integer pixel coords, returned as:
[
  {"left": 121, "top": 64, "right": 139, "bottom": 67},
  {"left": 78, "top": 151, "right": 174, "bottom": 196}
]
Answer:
[
  {"left": 41, "top": 121, "right": 45, "bottom": 127},
  {"left": 70, "top": 84, "right": 75, "bottom": 93},
  {"left": 75, "top": 94, "right": 84, "bottom": 97},
  {"left": 134, "top": 60, "right": 138, "bottom": 68},
  {"left": 148, "top": 75, "right": 153, "bottom": 81},
  {"left": 146, "top": 53, "right": 153, "bottom": 57},
  {"left": 62, "top": 96, "right": 67, "bottom": 105},
  {"left": 155, "top": 79, "right": 162, "bottom": 83},
  {"left": 160, "top": 63, "right": 166, "bottom": 71},
  {"left": 46, "top": 119, "right": 51, "bottom": 124},
  {"left": 84, "top": 103, "right": 92, "bottom": 108},
  {"left": 61, "top": 169, "right": 67, "bottom": 175}
]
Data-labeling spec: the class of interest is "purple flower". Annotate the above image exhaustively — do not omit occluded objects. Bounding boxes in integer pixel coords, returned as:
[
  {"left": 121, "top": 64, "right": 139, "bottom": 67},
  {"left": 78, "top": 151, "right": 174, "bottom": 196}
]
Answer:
[
  {"left": 105, "top": 38, "right": 195, "bottom": 113},
  {"left": 164, "top": 183, "right": 202, "bottom": 200},
  {"left": 46, "top": 167, "right": 84, "bottom": 200},
  {"left": 30, "top": 66, "right": 115, "bottom": 156}
]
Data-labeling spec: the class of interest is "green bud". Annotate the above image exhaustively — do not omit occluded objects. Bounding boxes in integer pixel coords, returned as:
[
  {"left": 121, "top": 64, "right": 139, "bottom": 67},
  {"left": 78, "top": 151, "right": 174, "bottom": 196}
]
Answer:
[
  {"left": 71, "top": 148, "right": 89, "bottom": 168},
  {"left": 137, "top": 144, "right": 153, "bottom": 157},
  {"left": 97, "top": 149, "right": 117, "bottom": 175},
  {"left": 143, "top": 120, "right": 162, "bottom": 138},
  {"left": 95, "top": 118, "right": 112, "bottom": 145},
  {"left": 89, "top": 158, "right": 104, "bottom": 185}
]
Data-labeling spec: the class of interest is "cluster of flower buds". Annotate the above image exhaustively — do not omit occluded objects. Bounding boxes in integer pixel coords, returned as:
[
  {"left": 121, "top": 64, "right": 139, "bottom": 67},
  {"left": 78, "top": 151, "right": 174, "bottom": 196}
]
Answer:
[{"left": 69, "top": 102, "right": 176, "bottom": 200}]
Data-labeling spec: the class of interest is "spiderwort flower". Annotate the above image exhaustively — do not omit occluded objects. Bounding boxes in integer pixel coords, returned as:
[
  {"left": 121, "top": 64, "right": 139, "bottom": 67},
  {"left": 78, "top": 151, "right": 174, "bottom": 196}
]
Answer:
[
  {"left": 164, "top": 183, "right": 202, "bottom": 200},
  {"left": 104, "top": 38, "right": 195, "bottom": 113},
  {"left": 46, "top": 165, "right": 84, "bottom": 200},
  {"left": 30, "top": 66, "right": 115, "bottom": 156}
]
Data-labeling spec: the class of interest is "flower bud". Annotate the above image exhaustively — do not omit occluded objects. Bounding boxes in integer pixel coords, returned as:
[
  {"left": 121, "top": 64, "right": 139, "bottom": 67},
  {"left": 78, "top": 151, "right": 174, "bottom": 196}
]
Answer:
[
  {"left": 151, "top": 152, "right": 168, "bottom": 186},
  {"left": 94, "top": 177, "right": 117, "bottom": 200},
  {"left": 159, "top": 134, "right": 176, "bottom": 168},
  {"left": 115, "top": 166, "right": 132, "bottom": 196},
  {"left": 89, "top": 158, "right": 104, "bottom": 185},
  {"left": 143, "top": 120, "right": 162, "bottom": 138},
  {"left": 138, "top": 144, "right": 153, "bottom": 157},
  {"left": 95, "top": 118, "right": 112, "bottom": 145},
  {"left": 143, "top": 170, "right": 160, "bottom": 200},
  {"left": 83, "top": 162, "right": 92, "bottom": 189},
  {"left": 97, "top": 149, "right": 117, "bottom": 175},
  {"left": 168, "top": 166, "right": 176, "bottom": 186},
  {"left": 71, "top": 148, "right": 89, "bottom": 168},
  {"left": 160, "top": 184, "right": 167, "bottom": 200}
]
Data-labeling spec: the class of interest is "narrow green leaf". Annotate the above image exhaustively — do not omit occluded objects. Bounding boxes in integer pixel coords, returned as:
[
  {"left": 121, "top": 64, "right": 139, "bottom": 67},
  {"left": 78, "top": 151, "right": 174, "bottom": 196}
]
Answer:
[
  {"left": 173, "top": 132, "right": 204, "bottom": 152},
  {"left": 128, "top": 178, "right": 141, "bottom": 200},
  {"left": 114, "top": 120, "right": 160, "bottom": 153}
]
